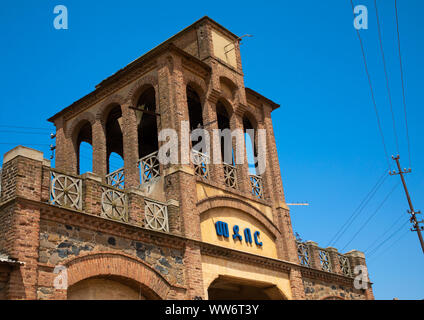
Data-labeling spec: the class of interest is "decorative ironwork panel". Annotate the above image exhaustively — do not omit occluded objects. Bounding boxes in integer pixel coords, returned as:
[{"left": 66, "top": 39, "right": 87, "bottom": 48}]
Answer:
[
  {"left": 101, "top": 188, "right": 128, "bottom": 222},
  {"left": 192, "top": 150, "right": 209, "bottom": 179},
  {"left": 144, "top": 199, "right": 169, "bottom": 232},
  {"left": 139, "top": 151, "right": 160, "bottom": 184},
  {"left": 249, "top": 174, "right": 264, "bottom": 199},
  {"left": 319, "top": 250, "right": 332, "bottom": 272},
  {"left": 297, "top": 242, "right": 310, "bottom": 267},
  {"left": 223, "top": 163, "right": 237, "bottom": 189},
  {"left": 50, "top": 171, "right": 82, "bottom": 210},
  {"left": 106, "top": 167, "right": 125, "bottom": 189},
  {"left": 338, "top": 254, "right": 351, "bottom": 276}
]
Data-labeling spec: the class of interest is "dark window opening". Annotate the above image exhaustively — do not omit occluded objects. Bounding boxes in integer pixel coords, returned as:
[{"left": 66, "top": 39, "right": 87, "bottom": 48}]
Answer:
[
  {"left": 76, "top": 121, "right": 92, "bottom": 175},
  {"left": 187, "top": 86, "right": 203, "bottom": 131},
  {"left": 137, "top": 87, "right": 159, "bottom": 159},
  {"left": 106, "top": 106, "right": 124, "bottom": 173}
]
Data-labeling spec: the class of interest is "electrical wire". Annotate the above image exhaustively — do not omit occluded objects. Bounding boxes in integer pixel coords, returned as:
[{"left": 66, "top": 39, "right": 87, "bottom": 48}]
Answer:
[
  {"left": 368, "top": 219, "right": 409, "bottom": 258},
  {"left": 394, "top": 0, "right": 412, "bottom": 169},
  {"left": 341, "top": 182, "right": 399, "bottom": 251},
  {"left": 327, "top": 170, "right": 388, "bottom": 247},
  {"left": 374, "top": 0, "right": 400, "bottom": 154},
  {"left": 350, "top": 0, "right": 392, "bottom": 171},
  {"left": 364, "top": 211, "right": 405, "bottom": 253}
]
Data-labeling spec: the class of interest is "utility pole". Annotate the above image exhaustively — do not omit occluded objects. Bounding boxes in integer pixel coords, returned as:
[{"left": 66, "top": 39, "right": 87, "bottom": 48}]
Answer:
[{"left": 389, "top": 155, "right": 424, "bottom": 254}]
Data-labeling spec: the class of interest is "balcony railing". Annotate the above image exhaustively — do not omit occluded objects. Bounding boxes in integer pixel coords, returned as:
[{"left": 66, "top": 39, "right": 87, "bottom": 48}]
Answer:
[
  {"left": 139, "top": 151, "right": 160, "bottom": 184},
  {"left": 319, "top": 249, "right": 332, "bottom": 272},
  {"left": 249, "top": 174, "right": 264, "bottom": 199},
  {"left": 50, "top": 171, "right": 82, "bottom": 210},
  {"left": 144, "top": 199, "right": 169, "bottom": 232},
  {"left": 106, "top": 167, "right": 125, "bottom": 189},
  {"left": 101, "top": 187, "right": 128, "bottom": 222},
  {"left": 338, "top": 254, "right": 352, "bottom": 276},
  {"left": 192, "top": 150, "right": 209, "bottom": 179},
  {"left": 296, "top": 241, "right": 311, "bottom": 267},
  {"left": 223, "top": 163, "right": 237, "bottom": 189}
]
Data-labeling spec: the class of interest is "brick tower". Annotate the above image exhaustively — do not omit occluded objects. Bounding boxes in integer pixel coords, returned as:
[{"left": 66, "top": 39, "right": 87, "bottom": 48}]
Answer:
[{"left": 0, "top": 17, "right": 374, "bottom": 300}]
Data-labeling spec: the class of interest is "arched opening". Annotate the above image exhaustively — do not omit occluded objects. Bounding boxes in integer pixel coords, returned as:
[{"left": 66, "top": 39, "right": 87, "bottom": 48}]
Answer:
[
  {"left": 208, "top": 276, "right": 286, "bottom": 300},
  {"left": 105, "top": 105, "right": 124, "bottom": 174},
  {"left": 136, "top": 86, "right": 158, "bottom": 159},
  {"left": 216, "top": 101, "right": 233, "bottom": 164},
  {"left": 67, "top": 275, "right": 160, "bottom": 300},
  {"left": 108, "top": 152, "right": 124, "bottom": 173},
  {"left": 243, "top": 117, "right": 257, "bottom": 175},
  {"left": 186, "top": 85, "right": 203, "bottom": 131},
  {"left": 75, "top": 121, "right": 92, "bottom": 175}
]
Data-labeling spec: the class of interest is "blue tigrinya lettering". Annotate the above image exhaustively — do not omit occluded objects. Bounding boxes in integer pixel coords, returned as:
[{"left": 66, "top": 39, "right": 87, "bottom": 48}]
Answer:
[{"left": 215, "top": 221, "right": 229, "bottom": 238}]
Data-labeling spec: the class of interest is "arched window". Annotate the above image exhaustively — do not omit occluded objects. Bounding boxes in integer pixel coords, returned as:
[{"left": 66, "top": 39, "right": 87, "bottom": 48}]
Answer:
[
  {"left": 216, "top": 101, "right": 232, "bottom": 164},
  {"left": 105, "top": 105, "right": 124, "bottom": 174},
  {"left": 75, "top": 121, "right": 92, "bottom": 175},
  {"left": 136, "top": 86, "right": 158, "bottom": 159},
  {"left": 186, "top": 85, "right": 203, "bottom": 131},
  {"left": 243, "top": 117, "right": 257, "bottom": 175}
]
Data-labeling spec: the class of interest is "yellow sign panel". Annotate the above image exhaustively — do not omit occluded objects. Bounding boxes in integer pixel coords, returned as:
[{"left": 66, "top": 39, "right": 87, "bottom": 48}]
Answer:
[{"left": 200, "top": 207, "right": 278, "bottom": 259}]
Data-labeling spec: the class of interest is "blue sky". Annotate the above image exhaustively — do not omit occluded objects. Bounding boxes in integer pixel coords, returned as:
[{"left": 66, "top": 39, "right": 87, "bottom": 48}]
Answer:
[{"left": 0, "top": 0, "right": 423, "bottom": 299}]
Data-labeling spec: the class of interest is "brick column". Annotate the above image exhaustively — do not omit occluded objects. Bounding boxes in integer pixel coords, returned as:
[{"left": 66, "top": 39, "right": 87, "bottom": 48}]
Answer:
[
  {"left": 257, "top": 120, "right": 274, "bottom": 203},
  {"left": 305, "top": 241, "right": 321, "bottom": 270},
  {"left": 122, "top": 102, "right": 140, "bottom": 188},
  {"left": 230, "top": 113, "right": 250, "bottom": 194},
  {"left": 345, "top": 250, "right": 374, "bottom": 300},
  {"left": 326, "top": 247, "right": 342, "bottom": 275},
  {"left": 289, "top": 268, "right": 305, "bottom": 300},
  {"left": 276, "top": 207, "right": 299, "bottom": 263},
  {"left": 92, "top": 119, "right": 107, "bottom": 180},
  {"left": 203, "top": 99, "right": 225, "bottom": 186},
  {"left": 127, "top": 187, "right": 144, "bottom": 226},
  {"left": 81, "top": 172, "right": 103, "bottom": 217},
  {"left": 158, "top": 54, "right": 205, "bottom": 299},
  {"left": 1, "top": 146, "right": 43, "bottom": 299},
  {"left": 54, "top": 117, "right": 77, "bottom": 174}
]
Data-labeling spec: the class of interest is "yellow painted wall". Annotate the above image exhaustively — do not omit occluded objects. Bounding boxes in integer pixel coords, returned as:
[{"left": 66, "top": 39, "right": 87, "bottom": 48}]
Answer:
[
  {"left": 200, "top": 207, "right": 278, "bottom": 259},
  {"left": 196, "top": 182, "right": 274, "bottom": 221},
  {"left": 211, "top": 29, "right": 237, "bottom": 68},
  {"left": 202, "top": 255, "right": 293, "bottom": 300},
  {"left": 67, "top": 278, "right": 146, "bottom": 300}
]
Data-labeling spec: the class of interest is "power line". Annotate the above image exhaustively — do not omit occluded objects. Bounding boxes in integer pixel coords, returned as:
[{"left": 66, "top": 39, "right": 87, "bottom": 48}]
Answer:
[
  {"left": 368, "top": 219, "right": 409, "bottom": 258},
  {"left": 369, "top": 229, "right": 409, "bottom": 261},
  {"left": 349, "top": 0, "right": 392, "bottom": 171},
  {"left": 341, "top": 181, "right": 399, "bottom": 252},
  {"left": 374, "top": 0, "right": 400, "bottom": 154},
  {"left": 327, "top": 170, "right": 387, "bottom": 247},
  {"left": 394, "top": 0, "right": 412, "bottom": 169},
  {"left": 364, "top": 211, "right": 404, "bottom": 253}
]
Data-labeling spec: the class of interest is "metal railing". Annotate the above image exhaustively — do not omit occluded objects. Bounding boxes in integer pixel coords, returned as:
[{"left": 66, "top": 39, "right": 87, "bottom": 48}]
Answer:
[
  {"left": 223, "top": 163, "right": 237, "bottom": 189},
  {"left": 192, "top": 150, "right": 209, "bottom": 179},
  {"left": 249, "top": 174, "right": 264, "bottom": 199},
  {"left": 106, "top": 167, "right": 125, "bottom": 189},
  {"left": 139, "top": 151, "right": 160, "bottom": 184}
]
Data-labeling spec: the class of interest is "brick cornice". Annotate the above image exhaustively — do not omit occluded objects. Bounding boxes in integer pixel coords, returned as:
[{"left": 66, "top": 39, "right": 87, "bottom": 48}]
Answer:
[{"left": 48, "top": 44, "right": 211, "bottom": 124}]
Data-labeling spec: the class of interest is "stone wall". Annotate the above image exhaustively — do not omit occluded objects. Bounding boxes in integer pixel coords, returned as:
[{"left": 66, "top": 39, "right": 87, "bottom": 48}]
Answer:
[
  {"left": 38, "top": 219, "right": 186, "bottom": 293},
  {"left": 303, "top": 278, "right": 365, "bottom": 300}
]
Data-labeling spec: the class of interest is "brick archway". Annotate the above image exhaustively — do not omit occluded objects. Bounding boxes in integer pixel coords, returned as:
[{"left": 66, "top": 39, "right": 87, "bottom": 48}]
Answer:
[
  {"left": 197, "top": 195, "right": 280, "bottom": 239},
  {"left": 62, "top": 252, "right": 172, "bottom": 299}
]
